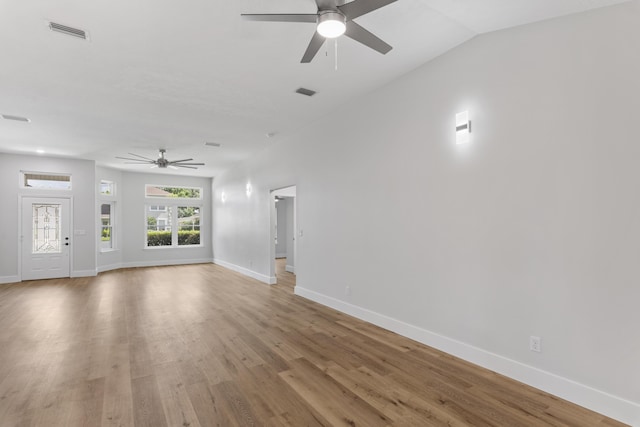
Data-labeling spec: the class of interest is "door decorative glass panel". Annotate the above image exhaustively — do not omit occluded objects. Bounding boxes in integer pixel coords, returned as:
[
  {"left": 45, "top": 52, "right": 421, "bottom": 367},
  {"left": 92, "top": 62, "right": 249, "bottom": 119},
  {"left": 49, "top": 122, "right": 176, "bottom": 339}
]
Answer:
[{"left": 32, "top": 204, "right": 61, "bottom": 254}]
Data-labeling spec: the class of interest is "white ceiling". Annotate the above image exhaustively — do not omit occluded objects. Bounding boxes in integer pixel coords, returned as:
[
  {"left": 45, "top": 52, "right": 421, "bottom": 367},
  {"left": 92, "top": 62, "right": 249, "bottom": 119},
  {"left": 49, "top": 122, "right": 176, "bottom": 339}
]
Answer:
[{"left": 0, "top": 0, "right": 628, "bottom": 177}]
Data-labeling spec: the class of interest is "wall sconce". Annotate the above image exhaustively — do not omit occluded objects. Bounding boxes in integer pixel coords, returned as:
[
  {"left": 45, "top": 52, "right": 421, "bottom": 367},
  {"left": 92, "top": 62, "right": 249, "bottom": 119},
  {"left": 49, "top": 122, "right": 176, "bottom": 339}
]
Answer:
[
  {"left": 456, "top": 111, "right": 471, "bottom": 144},
  {"left": 221, "top": 191, "right": 227, "bottom": 203},
  {"left": 246, "top": 183, "right": 252, "bottom": 197}
]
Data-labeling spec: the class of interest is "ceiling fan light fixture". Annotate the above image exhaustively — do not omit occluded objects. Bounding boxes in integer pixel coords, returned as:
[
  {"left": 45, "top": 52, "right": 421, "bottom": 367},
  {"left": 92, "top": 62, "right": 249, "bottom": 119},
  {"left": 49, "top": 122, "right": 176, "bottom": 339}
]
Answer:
[{"left": 317, "top": 11, "right": 346, "bottom": 38}]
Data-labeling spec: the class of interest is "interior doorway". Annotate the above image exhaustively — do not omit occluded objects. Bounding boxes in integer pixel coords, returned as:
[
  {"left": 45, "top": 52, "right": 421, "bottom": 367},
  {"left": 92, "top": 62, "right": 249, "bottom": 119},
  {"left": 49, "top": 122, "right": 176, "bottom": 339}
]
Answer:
[
  {"left": 270, "top": 186, "right": 296, "bottom": 288},
  {"left": 21, "top": 197, "right": 72, "bottom": 281}
]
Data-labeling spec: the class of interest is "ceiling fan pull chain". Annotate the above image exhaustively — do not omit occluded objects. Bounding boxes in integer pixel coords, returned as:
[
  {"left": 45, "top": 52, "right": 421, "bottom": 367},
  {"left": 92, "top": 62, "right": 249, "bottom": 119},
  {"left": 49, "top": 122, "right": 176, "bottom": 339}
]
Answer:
[{"left": 335, "top": 39, "right": 338, "bottom": 71}]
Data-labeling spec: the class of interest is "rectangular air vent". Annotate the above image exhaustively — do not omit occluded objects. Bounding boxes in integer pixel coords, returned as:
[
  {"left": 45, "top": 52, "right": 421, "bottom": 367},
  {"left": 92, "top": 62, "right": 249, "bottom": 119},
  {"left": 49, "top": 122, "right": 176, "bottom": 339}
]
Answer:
[
  {"left": 49, "top": 22, "right": 87, "bottom": 39},
  {"left": 295, "top": 87, "right": 316, "bottom": 97},
  {"left": 204, "top": 142, "right": 221, "bottom": 147},
  {"left": 2, "top": 114, "right": 30, "bottom": 122}
]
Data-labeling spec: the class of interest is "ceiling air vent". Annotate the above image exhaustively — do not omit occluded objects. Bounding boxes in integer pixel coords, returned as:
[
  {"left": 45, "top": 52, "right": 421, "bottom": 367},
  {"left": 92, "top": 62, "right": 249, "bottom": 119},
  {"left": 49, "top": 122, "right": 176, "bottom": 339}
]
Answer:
[
  {"left": 295, "top": 87, "right": 316, "bottom": 97},
  {"left": 2, "top": 114, "right": 30, "bottom": 122},
  {"left": 204, "top": 142, "right": 221, "bottom": 147},
  {"left": 49, "top": 22, "right": 87, "bottom": 39}
]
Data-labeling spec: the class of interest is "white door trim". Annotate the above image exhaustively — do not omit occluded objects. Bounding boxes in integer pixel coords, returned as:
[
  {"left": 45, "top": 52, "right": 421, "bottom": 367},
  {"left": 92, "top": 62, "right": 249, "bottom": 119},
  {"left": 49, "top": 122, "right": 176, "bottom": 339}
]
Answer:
[
  {"left": 269, "top": 185, "right": 297, "bottom": 285},
  {"left": 19, "top": 195, "right": 73, "bottom": 281}
]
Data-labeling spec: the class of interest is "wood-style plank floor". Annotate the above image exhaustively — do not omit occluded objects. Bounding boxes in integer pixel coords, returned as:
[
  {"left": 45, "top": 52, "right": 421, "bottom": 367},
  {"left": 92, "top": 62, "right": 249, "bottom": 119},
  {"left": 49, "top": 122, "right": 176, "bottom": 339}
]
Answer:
[{"left": 0, "top": 260, "right": 627, "bottom": 426}]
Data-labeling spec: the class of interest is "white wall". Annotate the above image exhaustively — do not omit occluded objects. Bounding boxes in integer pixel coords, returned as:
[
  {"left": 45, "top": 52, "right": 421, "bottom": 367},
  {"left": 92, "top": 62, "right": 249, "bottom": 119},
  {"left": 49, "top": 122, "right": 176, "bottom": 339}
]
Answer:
[
  {"left": 121, "top": 171, "right": 213, "bottom": 267},
  {"left": 0, "top": 153, "right": 97, "bottom": 282},
  {"left": 211, "top": 2, "right": 640, "bottom": 424},
  {"left": 0, "top": 158, "right": 213, "bottom": 280}
]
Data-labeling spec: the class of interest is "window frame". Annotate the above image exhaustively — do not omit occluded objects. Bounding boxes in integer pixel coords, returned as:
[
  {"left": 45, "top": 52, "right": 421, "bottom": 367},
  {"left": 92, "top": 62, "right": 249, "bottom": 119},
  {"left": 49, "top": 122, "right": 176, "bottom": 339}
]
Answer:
[
  {"left": 177, "top": 205, "right": 201, "bottom": 247},
  {"left": 145, "top": 184, "right": 202, "bottom": 200},
  {"left": 99, "top": 201, "right": 116, "bottom": 252},
  {"left": 144, "top": 185, "right": 203, "bottom": 249},
  {"left": 100, "top": 180, "right": 115, "bottom": 196},
  {"left": 21, "top": 171, "right": 72, "bottom": 191},
  {"left": 145, "top": 205, "right": 174, "bottom": 247}
]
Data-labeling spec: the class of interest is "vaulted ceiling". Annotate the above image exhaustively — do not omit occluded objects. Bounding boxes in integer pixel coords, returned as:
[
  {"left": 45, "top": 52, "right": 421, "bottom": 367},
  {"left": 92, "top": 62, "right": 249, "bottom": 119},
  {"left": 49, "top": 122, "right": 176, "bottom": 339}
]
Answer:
[{"left": 0, "top": 0, "right": 628, "bottom": 176}]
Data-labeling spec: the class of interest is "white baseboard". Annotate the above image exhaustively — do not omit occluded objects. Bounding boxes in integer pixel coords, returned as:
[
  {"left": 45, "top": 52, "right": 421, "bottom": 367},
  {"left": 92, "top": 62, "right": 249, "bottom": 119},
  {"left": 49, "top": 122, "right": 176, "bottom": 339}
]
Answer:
[
  {"left": 99, "top": 259, "right": 213, "bottom": 273},
  {"left": 213, "top": 258, "right": 276, "bottom": 284},
  {"left": 294, "top": 286, "right": 640, "bottom": 426},
  {"left": 276, "top": 253, "right": 287, "bottom": 259},
  {"left": 121, "top": 258, "right": 214, "bottom": 269},
  {"left": 0, "top": 275, "right": 20, "bottom": 285},
  {"left": 285, "top": 265, "right": 295, "bottom": 274},
  {"left": 71, "top": 269, "right": 97, "bottom": 278},
  {"left": 97, "top": 263, "right": 123, "bottom": 273}
]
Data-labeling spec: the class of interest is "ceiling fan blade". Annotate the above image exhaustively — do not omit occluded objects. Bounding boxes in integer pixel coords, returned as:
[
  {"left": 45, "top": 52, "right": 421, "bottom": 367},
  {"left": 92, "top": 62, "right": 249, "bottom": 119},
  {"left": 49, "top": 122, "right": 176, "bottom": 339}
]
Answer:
[
  {"left": 301, "top": 31, "right": 326, "bottom": 63},
  {"left": 123, "top": 161, "right": 154, "bottom": 164},
  {"left": 170, "top": 162, "right": 205, "bottom": 166},
  {"left": 174, "top": 165, "right": 198, "bottom": 169},
  {"left": 167, "top": 158, "right": 193, "bottom": 163},
  {"left": 338, "top": 0, "right": 397, "bottom": 20},
  {"left": 126, "top": 152, "right": 156, "bottom": 162},
  {"left": 315, "top": 0, "right": 336, "bottom": 10},
  {"left": 241, "top": 14, "right": 317, "bottom": 23},
  {"left": 344, "top": 21, "right": 392, "bottom": 55},
  {"left": 116, "top": 156, "right": 153, "bottom": 162}
]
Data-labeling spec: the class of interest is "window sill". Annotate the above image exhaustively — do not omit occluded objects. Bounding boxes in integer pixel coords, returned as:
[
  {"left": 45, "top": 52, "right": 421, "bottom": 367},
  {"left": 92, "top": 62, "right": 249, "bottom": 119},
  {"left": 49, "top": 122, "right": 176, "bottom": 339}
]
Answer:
[
  {"left": 143, "top": 245, "right": 204, "bottom": 250},
  {"left": 99, "top": 249, "right": 119, "bottom": 254}
]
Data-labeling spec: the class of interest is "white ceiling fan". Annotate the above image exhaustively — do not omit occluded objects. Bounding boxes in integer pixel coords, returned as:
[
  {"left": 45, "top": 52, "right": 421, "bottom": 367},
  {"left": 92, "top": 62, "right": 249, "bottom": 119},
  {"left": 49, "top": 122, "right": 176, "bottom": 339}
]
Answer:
[
  {"left": 116, "top": 149, "right": 205, "bottom": 170},
  {"left": 242, "top": 0, "right": 397, "bottom": 63}
]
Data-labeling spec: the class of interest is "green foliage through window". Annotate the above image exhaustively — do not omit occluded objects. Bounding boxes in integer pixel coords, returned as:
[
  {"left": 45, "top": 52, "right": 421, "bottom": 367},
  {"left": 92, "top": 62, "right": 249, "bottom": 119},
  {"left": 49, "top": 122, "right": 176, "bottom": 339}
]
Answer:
[
  {"left": 146, "top": 230, "right": 200, "bottom": 246},
  {"left": 146, "top": 231, "right": 172, "bottom": 246}
]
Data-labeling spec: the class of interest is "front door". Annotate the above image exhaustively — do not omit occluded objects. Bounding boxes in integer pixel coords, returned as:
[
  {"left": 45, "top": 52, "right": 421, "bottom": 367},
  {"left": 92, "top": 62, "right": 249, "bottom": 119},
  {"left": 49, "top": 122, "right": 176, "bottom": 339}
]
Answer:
[{"left": 21, "top": 197, "right": 71, "bottom": 280}]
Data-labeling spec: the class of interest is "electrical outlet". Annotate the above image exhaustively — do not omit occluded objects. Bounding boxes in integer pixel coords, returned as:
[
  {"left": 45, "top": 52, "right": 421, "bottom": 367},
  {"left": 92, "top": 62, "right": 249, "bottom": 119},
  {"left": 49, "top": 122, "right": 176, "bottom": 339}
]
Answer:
[
  {"left": 345, "top": 286, "right": 351, "bottom": 296},
  {"left": 530, "top": 336, "right": 541, "bottom": 353}
]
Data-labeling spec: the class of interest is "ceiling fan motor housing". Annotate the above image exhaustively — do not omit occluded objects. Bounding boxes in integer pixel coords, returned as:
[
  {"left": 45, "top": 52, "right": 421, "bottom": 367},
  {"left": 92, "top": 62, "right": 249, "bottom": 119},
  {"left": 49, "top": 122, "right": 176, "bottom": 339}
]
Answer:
[
  {"left": 157, "top": 149, "right": 169, "bottom": 168},
  {"left": 317, "top": 10, "right": 346, "bottom": 38}
]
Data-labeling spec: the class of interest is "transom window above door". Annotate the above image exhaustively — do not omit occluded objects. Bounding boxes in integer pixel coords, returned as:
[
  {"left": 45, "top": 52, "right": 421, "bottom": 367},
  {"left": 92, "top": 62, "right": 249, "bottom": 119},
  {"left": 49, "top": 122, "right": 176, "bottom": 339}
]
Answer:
[{"left": 21, "top": 172, "right": 72, "bottom": 190}]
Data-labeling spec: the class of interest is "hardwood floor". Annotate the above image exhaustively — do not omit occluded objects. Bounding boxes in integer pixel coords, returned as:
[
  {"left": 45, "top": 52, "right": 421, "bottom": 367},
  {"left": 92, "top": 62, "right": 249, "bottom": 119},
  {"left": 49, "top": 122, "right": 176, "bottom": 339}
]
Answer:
[{"left": 0, "top": 262, "right": 627, "bottom": 426}]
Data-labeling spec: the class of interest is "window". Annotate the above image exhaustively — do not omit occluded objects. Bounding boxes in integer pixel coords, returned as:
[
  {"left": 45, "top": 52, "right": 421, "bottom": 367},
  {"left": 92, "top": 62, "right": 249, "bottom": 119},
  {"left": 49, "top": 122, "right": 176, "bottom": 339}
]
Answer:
[
  {"left": 147, "top": 206, "right": 173, "bottom": 247},
  {"left": 145, "top": 185, "right": 201, "bottom": 199},
  {"left": 100, "top": 180, "right": 114, "bottom": 195},
  {"left": 145, "top": 184, "right": 202, "bottom": 248},
  {"left": 98, "top": 179, "right": 117, "bottom": 251},
  {"left": 178, "top": 206, "right": 200, "bottom": 246},
  {"left": 101, "top": 203, "right": 114, "bottom": 250},
  {"left": 22, "top": 172, "right": 71, "bottom": 190}
]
